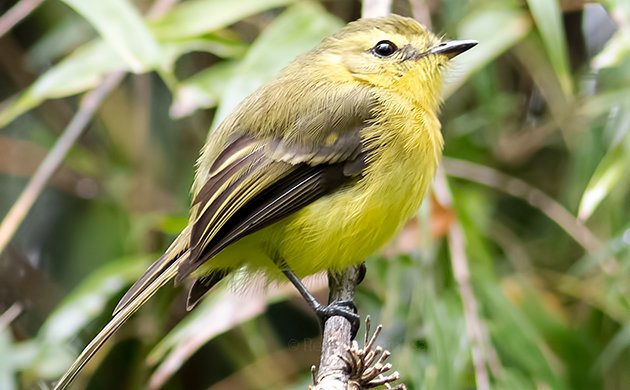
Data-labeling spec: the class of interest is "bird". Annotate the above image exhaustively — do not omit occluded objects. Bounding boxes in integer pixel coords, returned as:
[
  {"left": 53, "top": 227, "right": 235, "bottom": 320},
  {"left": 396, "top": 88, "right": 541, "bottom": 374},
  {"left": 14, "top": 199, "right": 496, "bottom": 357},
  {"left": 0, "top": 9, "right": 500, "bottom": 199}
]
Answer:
[{"left": 53, "top": 14, "right": 476, "bottom": 389}]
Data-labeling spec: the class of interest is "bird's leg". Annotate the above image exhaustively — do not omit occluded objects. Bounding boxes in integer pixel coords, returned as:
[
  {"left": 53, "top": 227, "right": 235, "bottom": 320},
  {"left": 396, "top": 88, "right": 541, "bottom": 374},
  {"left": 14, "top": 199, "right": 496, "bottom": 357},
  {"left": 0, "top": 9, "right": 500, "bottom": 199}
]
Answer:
[{"left": 278, "top": 261, "right": 360, "bottom": 339}]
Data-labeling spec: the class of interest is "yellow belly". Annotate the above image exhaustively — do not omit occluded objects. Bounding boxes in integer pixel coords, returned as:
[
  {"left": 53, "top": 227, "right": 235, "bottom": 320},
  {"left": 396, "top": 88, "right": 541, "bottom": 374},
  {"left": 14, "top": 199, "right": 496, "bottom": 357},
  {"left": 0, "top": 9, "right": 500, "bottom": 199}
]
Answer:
[{"left": 275, "top": 146, "right": 438, "bottom": 275}]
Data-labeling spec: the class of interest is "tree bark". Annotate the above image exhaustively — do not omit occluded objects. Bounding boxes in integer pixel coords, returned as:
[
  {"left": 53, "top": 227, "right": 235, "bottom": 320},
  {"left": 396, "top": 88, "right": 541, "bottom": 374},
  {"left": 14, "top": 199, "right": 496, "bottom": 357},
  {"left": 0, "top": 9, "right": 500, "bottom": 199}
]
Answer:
[{"left": 311, "top": 265, "right": 363, "bottom": 390}]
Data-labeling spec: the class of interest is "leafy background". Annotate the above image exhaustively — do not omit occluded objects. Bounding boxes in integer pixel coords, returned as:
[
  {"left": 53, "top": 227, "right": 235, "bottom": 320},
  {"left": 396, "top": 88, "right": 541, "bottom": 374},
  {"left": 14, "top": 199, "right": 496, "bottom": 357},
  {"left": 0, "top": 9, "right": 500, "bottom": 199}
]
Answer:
[{"left": 1, "top": 0, "right": 629, "bottom": 389}]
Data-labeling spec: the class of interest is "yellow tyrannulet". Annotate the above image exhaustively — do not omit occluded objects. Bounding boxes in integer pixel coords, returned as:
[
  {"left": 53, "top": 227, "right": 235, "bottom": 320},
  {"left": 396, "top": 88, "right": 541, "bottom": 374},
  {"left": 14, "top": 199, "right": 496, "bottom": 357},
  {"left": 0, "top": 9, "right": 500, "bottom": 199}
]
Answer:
[{"left": 54, "top": 14, "right": 475, "bottom": 389}]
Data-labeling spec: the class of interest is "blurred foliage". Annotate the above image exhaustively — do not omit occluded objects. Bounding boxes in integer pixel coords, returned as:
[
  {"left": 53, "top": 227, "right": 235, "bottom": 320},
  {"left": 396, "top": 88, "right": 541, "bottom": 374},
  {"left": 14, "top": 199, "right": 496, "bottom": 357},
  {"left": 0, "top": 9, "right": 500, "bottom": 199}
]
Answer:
[{"left": 1, "top": 0, "right": 629, "bottom": 389}]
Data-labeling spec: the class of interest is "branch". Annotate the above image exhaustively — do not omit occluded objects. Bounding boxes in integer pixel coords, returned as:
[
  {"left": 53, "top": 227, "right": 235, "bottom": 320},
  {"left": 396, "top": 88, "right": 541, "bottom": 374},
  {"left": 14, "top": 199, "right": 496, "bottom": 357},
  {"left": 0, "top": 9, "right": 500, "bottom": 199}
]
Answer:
[
  {"left": 0, "top": 0, "right": 45, "bottom": 38},
  {"left": 312, "top": 266, "right": 362, "bottom": 390},
  {"left": 145, "top": 0, "right": 179, "bottom": 20},
  {"left": 361, "top": 0, "right": 392, "bottom": 19},
  {"left": 0, "top": 71, "right": 124, "bottom": 255},
  {"left": 0, "top": 302, "right": 23, "bottom": 331},
  {"left": 443, "top": 157, "right": 601, "bottom": 251},
  {"left": 434, "top": 169, "right": 499, "bottom": 390},
  {"left": 409, "top": 0, "right": 432, "bottom": 29},
  {"left": 312, "top": 270, "right": 406, "bottom": 390}
]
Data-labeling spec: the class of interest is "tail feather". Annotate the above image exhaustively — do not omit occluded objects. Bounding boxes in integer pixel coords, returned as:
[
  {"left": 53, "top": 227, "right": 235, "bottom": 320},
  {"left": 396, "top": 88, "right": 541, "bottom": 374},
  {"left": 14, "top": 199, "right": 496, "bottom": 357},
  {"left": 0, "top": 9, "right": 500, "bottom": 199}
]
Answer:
[
  {"left": 113, "top": 231, "right": 190, "bottom": 316},
  {"left": 113, "top": 250, "right": 188, "bottom": 315},
  {"left": 53, "top": 260, "right": 180, "bottom": 390}
]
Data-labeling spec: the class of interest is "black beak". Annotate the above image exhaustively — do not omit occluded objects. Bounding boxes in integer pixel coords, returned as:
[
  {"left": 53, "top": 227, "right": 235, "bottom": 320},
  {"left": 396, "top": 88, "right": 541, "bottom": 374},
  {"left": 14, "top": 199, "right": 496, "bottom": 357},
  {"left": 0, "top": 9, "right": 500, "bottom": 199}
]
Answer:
[{"left": 429, "top": 40, "right": 478, "bottom": 59}]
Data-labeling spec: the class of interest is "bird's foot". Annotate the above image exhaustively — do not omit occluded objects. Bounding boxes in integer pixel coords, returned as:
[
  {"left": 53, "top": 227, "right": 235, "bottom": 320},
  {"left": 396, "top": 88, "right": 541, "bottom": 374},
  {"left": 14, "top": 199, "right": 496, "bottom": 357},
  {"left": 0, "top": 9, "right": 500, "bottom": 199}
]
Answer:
[{"left": 315, "top": 299, "right": 360, "bottom": 339}]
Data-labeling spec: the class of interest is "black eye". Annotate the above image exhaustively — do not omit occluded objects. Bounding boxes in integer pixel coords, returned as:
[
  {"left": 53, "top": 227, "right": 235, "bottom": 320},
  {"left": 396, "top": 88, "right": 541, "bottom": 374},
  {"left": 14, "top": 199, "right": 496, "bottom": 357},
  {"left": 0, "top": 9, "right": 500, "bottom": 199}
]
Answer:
[{"left": 372, "top": 40, "right": 398, "bottom": 57}]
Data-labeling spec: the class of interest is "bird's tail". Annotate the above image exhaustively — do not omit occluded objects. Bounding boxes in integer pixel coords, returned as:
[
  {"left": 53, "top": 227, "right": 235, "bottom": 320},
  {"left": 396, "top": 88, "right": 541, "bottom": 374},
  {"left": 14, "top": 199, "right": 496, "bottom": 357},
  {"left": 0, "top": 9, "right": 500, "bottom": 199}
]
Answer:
[{"left": 53, "top": 250, "right": 188, "bottom": 390}]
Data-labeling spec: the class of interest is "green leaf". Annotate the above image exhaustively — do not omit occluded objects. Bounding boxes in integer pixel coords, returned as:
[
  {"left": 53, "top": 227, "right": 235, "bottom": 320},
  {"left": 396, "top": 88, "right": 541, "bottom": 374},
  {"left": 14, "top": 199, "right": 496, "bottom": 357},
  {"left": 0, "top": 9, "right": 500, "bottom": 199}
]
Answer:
[
  {"left": 150, "top": 0, "right": 294, "bottom": 40},
  {"left": 170, "top": 62, "right": 237, "bottom": 118},
  {"left": 26, "top": 15, "right": 93, "bottom": 68},
  {"left": 592, "top": 29, "right": 630, "bottom": 70},
  {"left": 212, "top": 2, "right": 343, "bottom": 127},
  {"left": 597, "top": 322, "right": 630, "bottom": 370},
  {"left": 157, "top": 216, "right": 190, "bottom": 236},
  {"left": 420, "top": 293, "right": 468, "bottom": 390},
  {"left": 525, "top": 0, "right": 573, "bottom": 96},
  {"left": 0, "top": 40, "right": 124, "bottom": 128},
  {"left": 578, "top": 128, "right": 630, "bottom": 220},
  {"left": 60, "top": 0, "right": 161, "bottom": 72},
  {"left": 38, "top": 256, "right": 150, "bottom": 344},
  {"left": 27, "top": 40, "right": 124, "bottom": 99},
  {"left": 0, "top": 0, "right": 289, "bottom": 128},
  {"left": 160, "top": 33, "right": 247, "bottom": 69},
  {"left": 0, "top": 0, "right": 278, "bottom": 127},
  {"left": 479, "top": 281, "right": 564, "bottom": 389},
  {"left": 147, "top": 288, "right": 270, "bottom": 388},
  {"left": 495, "top": 369, "right": 537, "bottom": 390},
  {"left": 0, "top": 328, "right": 19, "bottom": 390},
  {"left": 0, "top": 33, "right": 245, "bottom": 128},
  {"left": 517, "top": 281, "right": 601, "bottom": 389}
]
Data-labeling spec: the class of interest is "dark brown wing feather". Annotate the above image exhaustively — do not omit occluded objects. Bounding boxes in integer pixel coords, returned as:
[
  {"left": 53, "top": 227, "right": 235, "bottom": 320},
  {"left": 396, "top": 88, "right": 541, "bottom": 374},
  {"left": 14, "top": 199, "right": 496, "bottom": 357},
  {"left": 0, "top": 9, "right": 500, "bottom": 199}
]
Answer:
[
  {"left": 177, "top": 148, "right": 366, "bottom": 283},
  {"left": 182, "top": 156, "right": 360, "bottom": 310},
  {"left": 186, "top": 269, "right": 231, "bottom": 310},
  {"left": 206, "top": 151, "right": 367, "bottom": 256}
]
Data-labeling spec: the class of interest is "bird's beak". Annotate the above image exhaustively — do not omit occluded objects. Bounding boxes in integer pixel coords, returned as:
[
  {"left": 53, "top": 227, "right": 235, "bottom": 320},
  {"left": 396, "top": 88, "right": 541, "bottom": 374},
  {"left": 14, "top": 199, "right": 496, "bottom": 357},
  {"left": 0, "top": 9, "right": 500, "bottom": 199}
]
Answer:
[{"left": 429, "top": 40, "right": 478, "bottom": 59}]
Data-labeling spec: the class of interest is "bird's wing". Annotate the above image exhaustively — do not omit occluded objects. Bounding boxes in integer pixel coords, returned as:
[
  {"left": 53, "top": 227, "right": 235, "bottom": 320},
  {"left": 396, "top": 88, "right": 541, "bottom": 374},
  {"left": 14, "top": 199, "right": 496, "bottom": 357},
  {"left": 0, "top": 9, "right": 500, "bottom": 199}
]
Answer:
[
  {"left": 178, "top": 81, "right": 377, "bottom": 283},
  {"left": 179, "top": 130, "right": 367, "bottom": 282}
]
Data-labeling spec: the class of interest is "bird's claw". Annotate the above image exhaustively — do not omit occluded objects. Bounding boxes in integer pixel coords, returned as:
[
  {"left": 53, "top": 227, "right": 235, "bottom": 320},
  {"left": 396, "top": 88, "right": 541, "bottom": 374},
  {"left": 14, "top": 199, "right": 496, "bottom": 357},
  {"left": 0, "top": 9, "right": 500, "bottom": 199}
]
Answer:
[{"left": 315, "top": 300, "right": 360, "bottom": 339}]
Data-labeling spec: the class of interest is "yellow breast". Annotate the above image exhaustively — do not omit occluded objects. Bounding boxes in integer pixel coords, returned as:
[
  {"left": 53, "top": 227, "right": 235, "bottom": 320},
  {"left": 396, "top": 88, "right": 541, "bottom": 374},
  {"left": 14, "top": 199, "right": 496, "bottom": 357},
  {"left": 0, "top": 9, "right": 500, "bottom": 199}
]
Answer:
[{"left": 272, "top": 93, "right": 443, "bottom": 277}]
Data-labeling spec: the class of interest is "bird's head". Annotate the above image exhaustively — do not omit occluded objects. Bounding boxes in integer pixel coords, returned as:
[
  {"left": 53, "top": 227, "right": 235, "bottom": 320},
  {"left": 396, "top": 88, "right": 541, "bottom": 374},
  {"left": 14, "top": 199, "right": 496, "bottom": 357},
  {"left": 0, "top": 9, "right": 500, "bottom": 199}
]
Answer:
[{"left": 312, "top": 15, "right": 476, "bottom": 109}]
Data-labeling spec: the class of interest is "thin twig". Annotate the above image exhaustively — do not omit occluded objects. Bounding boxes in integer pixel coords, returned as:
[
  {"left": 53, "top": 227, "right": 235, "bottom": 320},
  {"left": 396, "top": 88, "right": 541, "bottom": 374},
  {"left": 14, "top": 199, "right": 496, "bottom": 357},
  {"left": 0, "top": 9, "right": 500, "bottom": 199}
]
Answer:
[
  {"left": 442, "top": 158, "right": 603, "bottom": 254},
  {"left": 448, "top": 223, "right": 492, "bottom": 390},
  {"left": 0, "top": 0, "right": 45, "bottom": 38},
  {"left": 362, "top": 0, "right": 392, "bottom": 19},
  {"left": 434, "top": 169, "right": 496, "bottom": 390},
  {"left": 0, "top": 303, "right": 23, "bottom": 331},
  {"left": 409, "top": 0, "right": 432, "bottom": 29},
  {"left": 145, "top": 0, "right": 179, "bottom": 20},
  {"left": 147, "top": 288, "right": 268, "bottom": 389},
  {"left": 0, "top": 71, "right": 124, "bottom": 255}
]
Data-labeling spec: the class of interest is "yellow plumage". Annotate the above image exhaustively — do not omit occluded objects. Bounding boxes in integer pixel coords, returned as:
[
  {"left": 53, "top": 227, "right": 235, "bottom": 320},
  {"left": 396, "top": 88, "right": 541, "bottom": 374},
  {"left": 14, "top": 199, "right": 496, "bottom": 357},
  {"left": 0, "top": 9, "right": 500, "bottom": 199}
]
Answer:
[
  {"left": 205, "top": 83, "right": 444, "bottom": 278},
  {"left": 53, "top": 14, "right": 475, "bottom": 390}
]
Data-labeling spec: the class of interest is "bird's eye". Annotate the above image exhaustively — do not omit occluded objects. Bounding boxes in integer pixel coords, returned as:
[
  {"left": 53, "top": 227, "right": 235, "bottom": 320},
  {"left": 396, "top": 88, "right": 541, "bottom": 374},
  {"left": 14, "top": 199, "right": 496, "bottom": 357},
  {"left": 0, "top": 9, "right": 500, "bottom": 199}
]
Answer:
[{"left": 372, "top": 40, "right": 398, "bottom": 57}]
